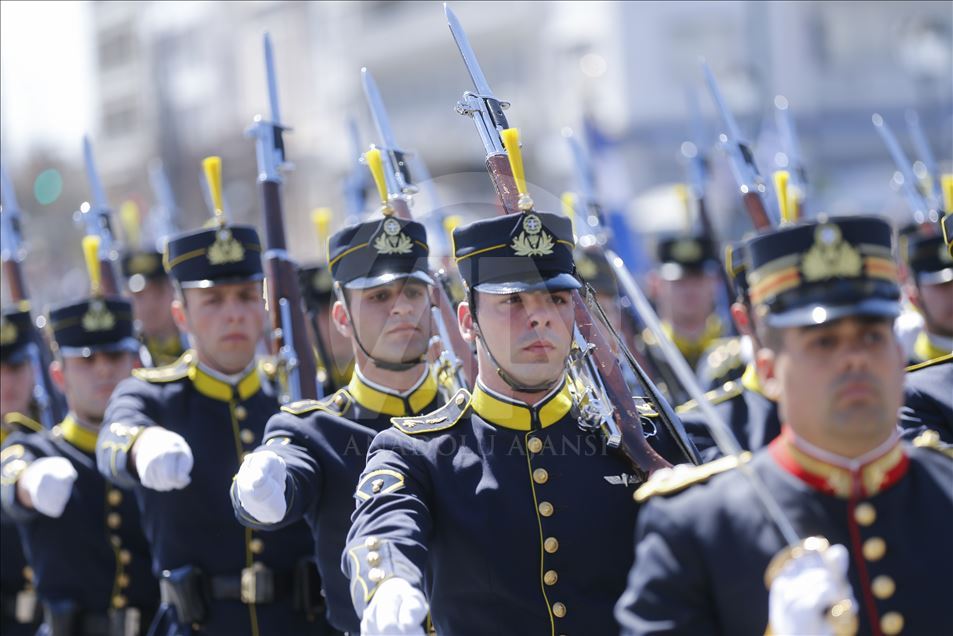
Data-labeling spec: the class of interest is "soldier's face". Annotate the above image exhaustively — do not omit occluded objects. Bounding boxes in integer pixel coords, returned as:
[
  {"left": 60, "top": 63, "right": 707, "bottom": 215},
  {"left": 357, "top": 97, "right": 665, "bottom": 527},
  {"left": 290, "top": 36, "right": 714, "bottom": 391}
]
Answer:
[
  {"left": 129, "top": 278, "right": 177, "bottom": 338},
  {"left": 0, "top": 360, "right": 35, "bottom": 418},
  {"left": 174, "top": 282, "right": 266, "bottom": 375},
  {"left": 761, "top": 316, "right": 904, "bottom": 456},
  {"left": 913, "top": 280, "right": 953, "bottom": 338},
  {"left": 654, "top": 272, "right": 716, "bottom": 324},
  {"left": 467, "top": 290, "right": 574, "bottom": 389},
  {"left": 335, "top": 280, "right": 432, "bottom": 365},
  {"left": 53, "top": 351, "right": 136, "bottom": 424}
]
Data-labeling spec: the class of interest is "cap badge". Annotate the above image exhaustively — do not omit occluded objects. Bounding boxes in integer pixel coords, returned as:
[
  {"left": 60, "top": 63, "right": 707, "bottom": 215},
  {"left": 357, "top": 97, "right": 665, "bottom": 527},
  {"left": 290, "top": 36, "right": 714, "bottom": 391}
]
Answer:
[
  {"left": 312, "top": 268, "right": 333, "bottom": 293},
  {"left": 672, "top": 239, "right": 702, "bottom": 263},
  {"left": 82, "top": 300, "right": 116, "bottom": 332},
  {"left": 373, "top": 218, "right": 413, "bottom": 255},
  {"left": 0, "top": 318, "right": 17, "bottom": 346},
  {"left": 129, "top": 253, "right": 160, "bottom": 275},
  {"left": 576, "top": 255, "right": 598, "bottom": 279},
  {"left": 801, "top": 224, "right": 863, "bottom": 282},
  {"left": 207, "top": 229, "right": 245, "bottom": 265},
  {"left": 511, "top": 214, "right": 554, "bottom": 257}
]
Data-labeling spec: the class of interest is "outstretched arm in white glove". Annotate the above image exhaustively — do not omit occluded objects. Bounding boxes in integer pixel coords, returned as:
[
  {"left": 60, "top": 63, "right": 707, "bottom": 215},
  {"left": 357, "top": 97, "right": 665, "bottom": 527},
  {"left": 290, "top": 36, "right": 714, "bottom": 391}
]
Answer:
[
  {"left": 131, "top": 427, "right": 193, "bottom": 491},
  {"left": 769, "top": 541, "right": 857, "bottom": 636},
  {"left": 17, "top": 457, "right": 78, "bottom": 518},
  {"left": 361, "top": 577, "right": 429, "bottom": 636},
  {"left": 235, "top": 451, "right": 288, "bottom": 524}
]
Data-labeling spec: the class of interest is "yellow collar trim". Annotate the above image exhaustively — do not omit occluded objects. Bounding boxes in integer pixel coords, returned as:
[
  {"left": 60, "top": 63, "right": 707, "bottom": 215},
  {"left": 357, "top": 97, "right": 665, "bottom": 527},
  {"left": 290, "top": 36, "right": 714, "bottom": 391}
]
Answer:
[
  {"left": 662, "top": 315, "right": 723, "bottom": 365},
  {"left": 740, "top": 364, "right": 769, "bottom": 398},
  {"left": 913, "top": 331, "right": 953, "bottom": 364},
  {"left": 60, "top": 414, "right": 99, "bottom": 453},
  {"left": 347, "top": 367, "right": 437, "bottom": 417},
  {"left": 188, "top": 361, "right": 262, "bottom": 402},
  {"left": 471, "top": 378, "right": 573, "bottom": 431}
]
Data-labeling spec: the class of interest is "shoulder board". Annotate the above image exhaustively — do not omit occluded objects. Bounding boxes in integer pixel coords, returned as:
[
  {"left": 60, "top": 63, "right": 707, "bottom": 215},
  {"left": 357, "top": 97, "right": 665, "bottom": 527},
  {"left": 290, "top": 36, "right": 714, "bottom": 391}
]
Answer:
[
  {"left": 133, "top": 351, "right": 194, "bottom": 383},
  {"left": 634, "top": 452, "right": 751, "bottom": 503},
  {"left": 392, "top": 389, "right": 470, "bottom": 435},
  {"left": 912, "top": 430, "right": 953, "bottom": 460},
  {"left": 280, "top": 389, "right": 351, "bottom": 417},
  {"left": 675, "top": 380, "right": 744, "bottom": 414},
  {"left": 905, "top": 352, "right": 953, "bottom": 373},
  {"left": 2, "top": 412, "right": 43, "bottom": 434}
]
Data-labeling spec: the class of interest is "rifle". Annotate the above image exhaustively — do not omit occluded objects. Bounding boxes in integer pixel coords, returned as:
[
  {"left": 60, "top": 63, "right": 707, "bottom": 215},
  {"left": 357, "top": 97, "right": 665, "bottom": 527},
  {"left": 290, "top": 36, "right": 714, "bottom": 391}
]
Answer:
[
  {"left": 445, "top": 4, "right": 696, "bottom": 479},
  {"left": 904, "top": 109, "right": 943, "bottom": 211},
  {"left": 75, "top": 136, "right": 121, "bottom": 296},
  {"left": 872, "top": 113, "right": 938, "bottom": 225},
  {"left": 361, "top": 67, "right": 477, "bottom": 391},
  {"left": 701, "top": 62, "right": 776, "bottom": 230},
  {"left": 1, "top": 166, "right": 64, "bottom": 428},
  {"left": 244, "top": 34, "right": 319, "bottom": 402}
]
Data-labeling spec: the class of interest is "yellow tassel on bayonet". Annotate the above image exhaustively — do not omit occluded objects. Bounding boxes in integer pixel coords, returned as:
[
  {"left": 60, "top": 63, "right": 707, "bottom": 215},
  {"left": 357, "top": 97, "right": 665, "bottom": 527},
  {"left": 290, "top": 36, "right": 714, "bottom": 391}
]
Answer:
[
  {"left": 364, "top": 147, "right": 393, "bottom": 215},
  {"left": 942, "top": 174, "right": 953, "bottom": 213},
  {"left": 501, "top": 128, "right": 534, "bottom": 211},
  {"left": 774, "top": 170, "right": 799, "bottom": 224},
  {"left": 119, "top": 200, "right": 141, "bottom": 249},
  {"left": 202, "top": 156, "right": 225, "bottom": 225},
  {"left": 312, "top": 207, "right": 332, "bottom": 242},
  {"left": 82, "top": 235, "right": 103, "bottom": 296},
  {"left": 561, "top": 192, "right": 577, "bottom": 232}
]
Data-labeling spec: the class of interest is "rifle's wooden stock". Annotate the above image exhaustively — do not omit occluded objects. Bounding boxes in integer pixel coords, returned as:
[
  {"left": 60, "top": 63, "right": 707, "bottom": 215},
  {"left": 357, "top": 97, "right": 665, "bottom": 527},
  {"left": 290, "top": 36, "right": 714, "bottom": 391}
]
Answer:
[
  {"left": 389, "top": 197, "right": 477, "bottom": 388},
  {"left": 99, "top": 259, "right": 121, "bottom": 297},
  {"left": 260, "top": 179, "right": 319, "bottom": 400},
  {"left": 3, "top": 259, "right": 27, "bottom": 302},
  {"left": 742, "top": 191, "right": 772, "bottom": 230},
  {"left": 486, "top": 154, "right": 521, "bottom": 215}
]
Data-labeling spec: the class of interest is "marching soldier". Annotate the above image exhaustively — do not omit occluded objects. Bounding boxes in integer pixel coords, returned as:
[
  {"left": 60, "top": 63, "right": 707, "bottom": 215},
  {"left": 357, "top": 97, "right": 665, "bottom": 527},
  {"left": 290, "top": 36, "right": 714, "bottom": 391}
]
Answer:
[
  {"left": 95, "top": 222, "right": 319, "bottom": 635},
  {"left": 1, "top": 306, "right": 44, "bottom": 635},
  {"left": 616, "top": 216, "right": 953, "bottom": 635},
  {"left": 900, "top": 352, "right": 953, "bottom": 443},
  {"left": 1, "top": 296, "right": 158, "bottom": 636},
  {"left": 297, "top": 263, "right": 353, "bottom": 394},
  {"left": 121, "top": 250, "right": 186, "bottom": 368},
  {"left": 232, "top": 217, "right": 441, "bottom": 634},
  {"left": 900, "top": 232, "right": 953, "bottom": 364},
  {"left": 677, "top": 241, "right": 780, "bottom": 462},
  {"left": 342, "top": 211, "right": 689, "bottom": 635}
]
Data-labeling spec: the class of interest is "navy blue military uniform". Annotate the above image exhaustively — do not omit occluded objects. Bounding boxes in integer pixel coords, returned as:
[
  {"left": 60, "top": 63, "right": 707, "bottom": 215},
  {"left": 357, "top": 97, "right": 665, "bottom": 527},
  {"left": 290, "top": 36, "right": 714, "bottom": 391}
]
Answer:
[
  {"left": 899, "top": 353, "right": 953, "bottom": 444},
  {"left": 232, "top": 216, "right": 440, "bottom": 634},
  {"left": 900, "top": 233, "right": 953, "bottom": 365},
  {"left": 343, "top": 212, "right": 693, "bottom": 634},
  {"left": 2, "top": 297, "right": 158, "bottom": 635},
  {"left": 617, "top": 216, "right": 952, "bottom": 636},
  {"left": 97, "top": 223, "right": 318, "bottom": 636}
]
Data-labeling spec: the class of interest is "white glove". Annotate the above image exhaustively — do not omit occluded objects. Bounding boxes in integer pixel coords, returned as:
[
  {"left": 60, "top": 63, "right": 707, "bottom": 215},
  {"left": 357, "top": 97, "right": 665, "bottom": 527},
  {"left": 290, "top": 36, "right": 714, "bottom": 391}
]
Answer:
[
  {"left": 235, "top": 451, "right": 287, "bottom": 524},
  {"left": 361, "top": 577, "right": 429, "bottom": 636},
  {"left": 20, "top": 457, "right": 78, "bottom": 518},
  {"left": 134, "top": 427, "right": 193, "bottom": 491},
  {"left": 769, "top": 543, "right": 856, "bottom": 636}
]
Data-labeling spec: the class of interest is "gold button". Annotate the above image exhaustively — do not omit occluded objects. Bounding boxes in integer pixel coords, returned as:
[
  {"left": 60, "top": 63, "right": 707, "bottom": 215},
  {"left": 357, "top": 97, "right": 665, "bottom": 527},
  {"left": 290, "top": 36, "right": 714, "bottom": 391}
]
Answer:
[
  {"left": 234, "top": 405, "right": 248, "bottom": 421},
  {"left": 249, "top": 538, "right": 264, "bottom": 554},
  {"left": 544, "top": 537, "right": 559, "bottom": 554},
  {"left": 863, "top": 537, "right": 886, "bottom": 561},
  {"left": 544, "top": 570, "right": 558, "bottom": 586},
  {"left": 110, "top": 535, "right": 122, "bottom": 548},
  {"left": 335, "top": 394, "right": 346, "bottom": 407},
  {"left": 527, "top": 437, "right": 543, "bottom": 454},
  {"left": 365, "top": 536, "right": 380, "bottom": 550},
  {"left": 117, "top": 574, "right": 130, "bottom": 588},
  {"left": 112, "top": 595, "right": 127, "bottom": 609},
  {"left": 367, "top": 551, "right": 381, "bottom": 566},
  {"left": 854, "top": 502, "right": 876, "bottom": 526},
  {"left": 538, "top": 501, "right": 554, "bottom": 517},
  {"left": 22, "top": 566, "right": 33, "bottom": 581},
  {"left": 455, "top": 394, "right": 466, "bottom": 406},
  {"left": 368, "top": 567, "right": 386, "bottom": 583},
  {"left": 871, "top": 575, "right": 895, "bottom": 600},
  {"left": 240, "top": 429, "right": 255, "bottom": 445},
  {"left": 880, "top": 611, "right": 904, "bottom": 635},
  {"left": 107, "top": 513, "right": 122, "bottom": 529},
  {"left": 119, "top": 550, "right": 131, "bottom": 565},
  {"left": 533, "top": 468, "right": 549, "bottom": 484},
  {"left": 552, "top": 602, "right": 566, "bottom": 618},
  {"left": 107, "top": 490, "right": 123, "bottom": 506}
]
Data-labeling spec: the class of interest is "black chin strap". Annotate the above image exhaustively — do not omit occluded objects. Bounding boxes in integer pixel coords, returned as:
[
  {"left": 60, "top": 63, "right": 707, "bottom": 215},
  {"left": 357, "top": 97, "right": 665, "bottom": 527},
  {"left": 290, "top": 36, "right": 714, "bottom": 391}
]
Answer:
[{"left": 335, "top": 283, "right": 427, "bottom": 372}]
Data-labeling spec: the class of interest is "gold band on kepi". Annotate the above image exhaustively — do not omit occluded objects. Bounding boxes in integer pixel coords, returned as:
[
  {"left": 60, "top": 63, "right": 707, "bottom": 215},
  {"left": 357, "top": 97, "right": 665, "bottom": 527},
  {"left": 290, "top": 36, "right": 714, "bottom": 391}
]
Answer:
[
  {"left": 745, "top": 216, "right": 901, "bottom": 328},
  {"left": 163, "top": 225, "right": 264, "bottom": 289}
]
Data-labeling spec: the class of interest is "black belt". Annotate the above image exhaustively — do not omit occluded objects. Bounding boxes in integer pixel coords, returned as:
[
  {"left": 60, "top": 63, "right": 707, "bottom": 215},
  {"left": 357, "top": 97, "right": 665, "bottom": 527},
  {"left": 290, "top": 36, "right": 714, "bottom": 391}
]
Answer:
[
  {"left": 41, "top": 603, "right": 147, "bottom": 636},
  {"left": 209, "top": 566, "right": 295, "bottom": 604}
]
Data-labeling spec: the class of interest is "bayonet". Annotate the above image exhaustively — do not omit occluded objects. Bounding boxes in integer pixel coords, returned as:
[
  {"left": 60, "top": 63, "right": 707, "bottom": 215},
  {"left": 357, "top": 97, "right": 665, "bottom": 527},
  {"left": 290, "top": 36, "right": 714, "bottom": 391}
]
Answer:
[
  {"left": 77, "top": 136, "right": 120, "bottom": 295},
  {"left": 774, "top": 95, "right": 807, "bottom": 219},
  {"left": 904, "top": 109, "right": 943, "bottom": 209},
  {"left": 872, "top": 113, "right": 932, "bottom": 224},
  {"left": 362, "top": 67, "right": 416, "bottom": 196},
  {"left": 147, "top": 159, "right": 180, "bottom": 249}
]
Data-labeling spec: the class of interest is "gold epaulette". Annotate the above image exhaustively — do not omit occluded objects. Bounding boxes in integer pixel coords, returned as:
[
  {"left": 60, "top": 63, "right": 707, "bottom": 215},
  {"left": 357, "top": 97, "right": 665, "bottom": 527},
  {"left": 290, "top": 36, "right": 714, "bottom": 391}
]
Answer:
[
  {"left": 675, "top": 380, "right": 744, "bottom": 414},
  {"left": 3, "top": 412, "right": 43, "bottom": 434},
  {"left": 634, "top": 452, "right": 751, "bottom": 503},
  {"left": 392, "top": 389, "right": 469, "bottom": 435},
  {"left": 912, "top": 430, "right": 953, "bottom": 460},
  {"left": 905, "top": 352, "right": 953, "bottom": 373},
  {"left": 133, "top": 351, "right": 194, "bottom": 383},
  {"left": 281, "top": 389, "right": 351, "bottom": 417}
]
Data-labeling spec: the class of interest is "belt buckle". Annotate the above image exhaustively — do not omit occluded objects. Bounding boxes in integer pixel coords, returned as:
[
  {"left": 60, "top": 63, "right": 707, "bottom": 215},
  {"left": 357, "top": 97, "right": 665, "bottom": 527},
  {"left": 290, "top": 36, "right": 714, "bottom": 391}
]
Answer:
[
  {"left": 14, "top": 589, "right": 37, "bottom": 624},
  {"left": 240, "top": 563, "right": 274, "bottom": 604}
]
